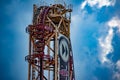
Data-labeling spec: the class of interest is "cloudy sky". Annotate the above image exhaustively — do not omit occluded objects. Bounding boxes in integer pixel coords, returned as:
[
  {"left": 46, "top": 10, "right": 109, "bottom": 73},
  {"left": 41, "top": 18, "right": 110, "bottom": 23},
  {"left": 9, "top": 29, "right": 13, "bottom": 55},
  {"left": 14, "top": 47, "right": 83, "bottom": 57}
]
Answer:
[{"left": 0, "top": 0, "right": 120, "bottom": 80}]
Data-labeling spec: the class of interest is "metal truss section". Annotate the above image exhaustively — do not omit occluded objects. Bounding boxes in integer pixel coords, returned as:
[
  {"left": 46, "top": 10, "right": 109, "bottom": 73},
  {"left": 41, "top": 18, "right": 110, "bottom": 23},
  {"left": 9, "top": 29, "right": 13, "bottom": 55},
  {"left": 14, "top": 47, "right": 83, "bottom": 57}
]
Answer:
[{"left": 25, "top": 3, "right": 75, "bottom": 80}]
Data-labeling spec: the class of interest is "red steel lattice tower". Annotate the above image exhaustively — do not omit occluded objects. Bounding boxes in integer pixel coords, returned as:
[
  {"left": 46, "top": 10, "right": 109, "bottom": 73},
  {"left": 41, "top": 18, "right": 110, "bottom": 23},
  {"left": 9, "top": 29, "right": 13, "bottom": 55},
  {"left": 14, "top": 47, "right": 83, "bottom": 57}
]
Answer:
[{"left": 25, "top": 1, "right": 75, "bottom": 80}]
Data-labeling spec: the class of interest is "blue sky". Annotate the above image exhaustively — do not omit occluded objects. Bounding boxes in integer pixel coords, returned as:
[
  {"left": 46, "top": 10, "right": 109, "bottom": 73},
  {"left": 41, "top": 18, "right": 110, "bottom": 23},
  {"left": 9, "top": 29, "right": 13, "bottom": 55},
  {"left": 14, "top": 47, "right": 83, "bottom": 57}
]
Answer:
[{"left": 0, "top": 0, "right": 120, "bottom": 80}]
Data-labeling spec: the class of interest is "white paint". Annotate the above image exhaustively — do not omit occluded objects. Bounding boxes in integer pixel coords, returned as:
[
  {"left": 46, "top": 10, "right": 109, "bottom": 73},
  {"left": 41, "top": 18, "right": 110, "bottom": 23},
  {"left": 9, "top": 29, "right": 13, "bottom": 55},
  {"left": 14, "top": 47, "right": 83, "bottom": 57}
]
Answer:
[{"left": 59, "top": 36, "right": 69, "bottom": 62}]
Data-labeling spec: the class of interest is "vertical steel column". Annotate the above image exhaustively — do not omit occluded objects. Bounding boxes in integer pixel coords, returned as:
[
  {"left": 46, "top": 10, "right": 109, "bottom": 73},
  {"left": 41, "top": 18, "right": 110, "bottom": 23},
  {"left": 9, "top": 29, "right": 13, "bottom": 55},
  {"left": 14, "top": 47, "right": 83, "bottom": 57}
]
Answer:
[
  {"left": 40, "top": 58, "right": 43, "bottom": 80},
  {"left": 55, "top": 27, "right": 58, "bottom": 80},
  {"left": 48, "top": 41, "right": 50, "bottom": 80},
  {"left": 28, "top": 35, "right": 31, "bottom": 80}
]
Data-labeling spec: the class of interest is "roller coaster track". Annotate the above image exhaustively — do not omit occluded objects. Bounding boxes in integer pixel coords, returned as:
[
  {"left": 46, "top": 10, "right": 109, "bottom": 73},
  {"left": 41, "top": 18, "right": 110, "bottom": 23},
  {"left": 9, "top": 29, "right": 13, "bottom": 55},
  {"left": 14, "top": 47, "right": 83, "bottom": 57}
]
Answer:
[{"left": 25, "top": 6, "right": 53, "bottom": 80}]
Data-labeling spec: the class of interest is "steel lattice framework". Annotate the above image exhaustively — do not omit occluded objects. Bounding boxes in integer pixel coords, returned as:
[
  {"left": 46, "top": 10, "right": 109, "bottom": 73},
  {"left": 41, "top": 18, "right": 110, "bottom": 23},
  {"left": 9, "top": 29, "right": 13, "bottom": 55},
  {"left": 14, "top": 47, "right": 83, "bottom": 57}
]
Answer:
[{"left": 25, "top": 2, "right": 75, "bottom": 80}]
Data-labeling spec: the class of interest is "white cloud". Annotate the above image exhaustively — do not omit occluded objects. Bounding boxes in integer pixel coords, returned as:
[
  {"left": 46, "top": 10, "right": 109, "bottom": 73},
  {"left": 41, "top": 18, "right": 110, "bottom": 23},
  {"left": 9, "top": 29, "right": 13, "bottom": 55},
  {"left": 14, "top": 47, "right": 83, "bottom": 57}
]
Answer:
[
  {"left": 98, "top": 28, "right": 113, "bottom": 63},
  {"left": 81, "top": 1, "right": 87, "bottom": 10},
  {"left": 113, "top": 72, "right": 120, "bottom": 80},
  {"left": 80, "top": 0, "right": 116, "bottom": 9},
  {"left": 108, "top": 17, "right": 120, "bottom": 32},
  {"left": 113, "top": 60, "right": 120, "bottom": 80},
  {"left": 98, "top": 17, "right": 120, "bottom": 63},
  {"left": 116, "top": 60, "right": 120, "bottom": 70}
]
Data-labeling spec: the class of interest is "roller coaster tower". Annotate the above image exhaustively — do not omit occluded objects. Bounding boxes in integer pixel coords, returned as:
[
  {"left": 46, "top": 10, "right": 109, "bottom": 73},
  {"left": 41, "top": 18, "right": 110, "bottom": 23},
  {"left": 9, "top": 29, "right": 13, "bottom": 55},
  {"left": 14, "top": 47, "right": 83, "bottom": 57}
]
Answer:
[{"left": 25, "top": 1, "right": 75, "bottom": 80}]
